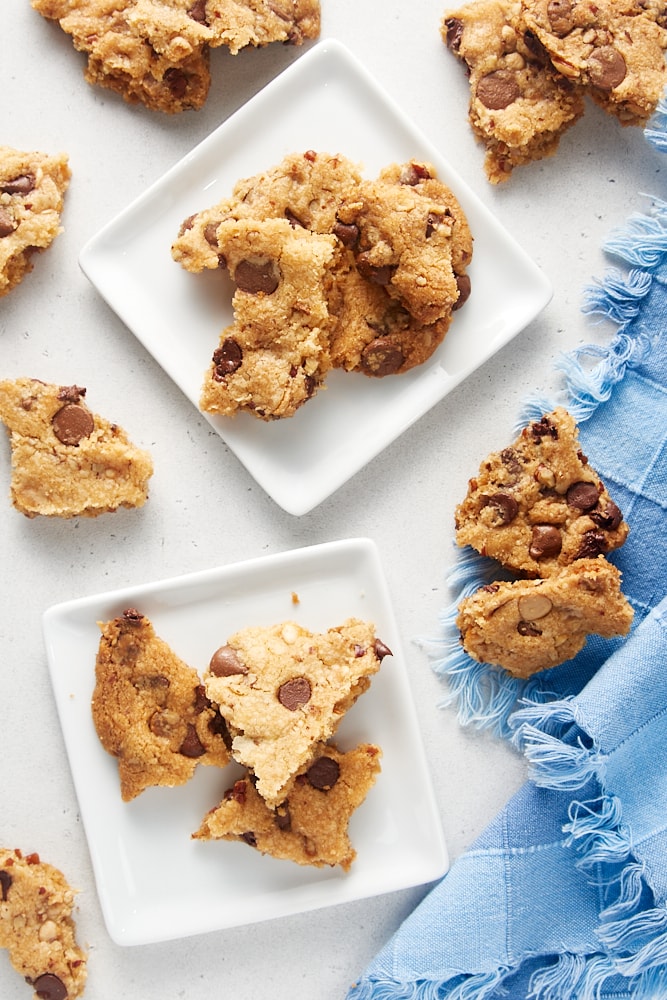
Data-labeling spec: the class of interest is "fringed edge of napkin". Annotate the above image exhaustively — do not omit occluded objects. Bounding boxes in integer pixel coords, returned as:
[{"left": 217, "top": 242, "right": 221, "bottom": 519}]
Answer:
[{"left": 423, "top": 154, "right": 667, "bottom": 740}]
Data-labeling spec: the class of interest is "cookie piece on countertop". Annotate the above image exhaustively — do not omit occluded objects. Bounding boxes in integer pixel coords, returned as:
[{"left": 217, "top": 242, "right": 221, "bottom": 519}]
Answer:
[
  {"left": 522, "top": 0, "right": 667, "bottom": 125},
  {"left": 31, "top": 0, "right": 320, "bottom": 113},
  {"left": 455, "top": 408, "right": 629, "bottom": 577},
  {"left": 0, "top": 146, "right": 70, "bottom": 298},
  {"left": 442, "top": 0, "right": 585, "bottom": 183},
  {"left": 203, "top": 619, "right": 392, "bottom": 807},
  {"left": 92, "top": 609, "right": 231, "bottom": 801},
  {"left": 0, "top": 378, "right": 154, "bottom": 518},
  {"left": 194, "top": 742, "right": 382, "bottom": 870},
  {"left": 0, "top": 847, "right": 87, "bottom": 1000},
  {"left": 199, "top": 217, "right": 337, "bottom": 419},
  {"left": 456, "top": 556, "right": 634, "bottom": 676}
]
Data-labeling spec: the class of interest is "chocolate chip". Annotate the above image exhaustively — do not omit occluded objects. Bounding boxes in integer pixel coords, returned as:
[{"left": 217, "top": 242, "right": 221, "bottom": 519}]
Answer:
[
  {"left": 484, "top": 492, "right": 519, "bottom": 524},
  {"left": 188, "top": 0, "right": 208, "bottom": 23},
  {"left": 275, "top": 803, "right": 291, "bottom": 830},
  {"left": 208, "top": 709, "right": 230, "bottom": 745},
  {"left": 234, "top": 257, "right": 280, "bottom": 294},
  {"left": 32, "top": 974, "right": 67, "bottom": 1000},
  {"left": 164, "top": 67, "right": 188, "bottom": 100},
  {"left": 374, "top": 638, "right": 393, "bottom": 660},
  {"left": 575, "top": 530, "right": 607, "bottom": 559},
  {"left": 399, "top": 162, "right": 432, "bottom": 185},
  {"left": 529, "top": 525, "right": 562, "bottom": 559},
  {"left": 203, "top": 222, "right": 220, "bottom": 247},
  {"left": 453, "top": 273, "right": 471, "bottom": 310},
  {"left": 476, "top": 70, "right": 520, "bottom": 110},
  {"left": 333, "top": 219, "right": 359, "bottom": 248},
  {"left": 122, "top": 608, "right": 144, "bottom": 624},
  {"left": 51, "top": 403, "right": 94, "bottom": 445},
  {"left": 277, "top": 676, "right": 311, "bottom": 711},
  {"left": 425, "top": 212, "right": 445, "bottom": 238},
  {"left": 149, "top": 708, "right": 180, "bottom": 737},
  {"left": 531, "top": 415, "right": 558, "bottom": 440},
  {"left": 212, "top": 338, "right": 243, "bottom": 378},
  {"left": 284, "top": 208, "right": 305, "bottom": 228},
  {"left": 179, "top": 214, "right": 195, "bottom": 235},
  {"left": 57, "top": 384, "right": 86, "bottom": 403},
  {"left": 179, "top": 724, "right": 206, "bottom": 758},
  {"left": 566, "top": 481, "right": 600, "bottom": 511},
  {"left": 356, "top": 255, "right": 396, "bottom": 286},
  {"left": 444, "top": 16, "right": 464, "bottom": 52},
  {"left": 1, "top": 173, "right": 36, "bottom": 196},
  {"left": 546, "top": 0, "right": 573, "bottom": 35},
  {"left": 360, "top": 338, "right": 405, "bottom": 376},
  {"left": 0, "top": 870, "right": 12, "bottom": 900},
  {"left": 209, "top": 644, "right": 247, "bottom": 677},
  {"left": 523, "top": 30, "right": 549, "bottom": 64},
  {"left": 501, "top": 447, "right": 523, "bottom": 475},
  {"left": 517, "top": 621, "right": 543, "bottom": 637},
  {"left": 588, "top": 46, "right": 626, "bottom": 90},
  {"left": 242, "top": 831, "right": 257, "bottom": 846},
  {"left": 193, "top": 684, "right": 209, "bottom": 714},
  {"left": 0, "top": 207, "right": 16, "bottom": 238},
  {"left": 590, "top": 500, "right": 623, "bottom": 530},
  {"left": 306, "top": 755, "right": 340, "bottom": 790}
]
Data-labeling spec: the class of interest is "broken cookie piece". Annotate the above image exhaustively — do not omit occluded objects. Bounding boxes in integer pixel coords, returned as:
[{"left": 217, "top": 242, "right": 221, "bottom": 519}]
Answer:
[
  {"left": 0, "top": 378, "right": 154, "bottom": 518},
  {"left": 203, "top": 619, "right": 391, "bottom": 807},
  {"left": 92, "top": 609, "right": 230, "bottom": 801},
  {"left": 455, "top": 408, "right": 629, "bottom": 577},
  {"left": 456, "top": 556, "right": 634, "bottom": 676},
  {"left": 0, "top": 146, "right": 70, "bottom": 297},
  {"left": 0, "top": 847, "right": 87, "bottom": 1000},
  {"left": 194, "top": 741, "right": 382, "bottom": 870}
]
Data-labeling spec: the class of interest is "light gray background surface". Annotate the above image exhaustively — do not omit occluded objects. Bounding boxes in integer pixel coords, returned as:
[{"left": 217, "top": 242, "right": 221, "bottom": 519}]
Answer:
[{"left": 1, "top": 1, "right": 663, "bottom": 997}]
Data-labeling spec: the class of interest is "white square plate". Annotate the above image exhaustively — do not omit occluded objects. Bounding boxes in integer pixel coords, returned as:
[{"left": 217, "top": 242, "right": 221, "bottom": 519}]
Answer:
[
  {"left": 43, "top": 538, "right": 447, "bottom": 946},
  {"left": 80, "top": 39, "right": 552, "bottom": 516}
]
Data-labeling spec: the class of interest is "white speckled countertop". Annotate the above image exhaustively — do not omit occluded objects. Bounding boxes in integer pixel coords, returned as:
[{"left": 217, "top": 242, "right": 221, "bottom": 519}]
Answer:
[{"left": 1, "top": 0, "right": 663, "bottom": 996}]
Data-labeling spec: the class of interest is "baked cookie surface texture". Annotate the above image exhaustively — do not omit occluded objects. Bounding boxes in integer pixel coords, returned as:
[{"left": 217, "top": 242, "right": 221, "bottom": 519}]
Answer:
[
  {"left": 203, "top": 618, "right": 391, "bottom": 806},
  {"left": 92, "top": 609, "right": 230, "bottom": 801},
  {"left": 194, "top": 741, "right": 382, "bottom": 870},
  {"left": 0, "top": 378, "right": 154, "bottom": 518},
  {"left": 0, "top": 848, "right": 87, "bottom": 1000},
  {"left": 455, "top": 407, "right": 629, "bottom": 577},
  {"left": 0, "top": 146, "right": 70, "bottom": 298}
]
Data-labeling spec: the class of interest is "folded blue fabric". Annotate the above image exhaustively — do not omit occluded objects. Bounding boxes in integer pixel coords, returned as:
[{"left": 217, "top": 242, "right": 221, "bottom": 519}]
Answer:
[{"left": 347, "top": 114, "right": 667, "bottom": 1000}]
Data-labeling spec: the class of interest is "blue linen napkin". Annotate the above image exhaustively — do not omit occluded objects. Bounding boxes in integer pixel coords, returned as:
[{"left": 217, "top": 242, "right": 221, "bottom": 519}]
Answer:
[{"left": 347, "top": 112, "right": 667, "bottom": 1000}]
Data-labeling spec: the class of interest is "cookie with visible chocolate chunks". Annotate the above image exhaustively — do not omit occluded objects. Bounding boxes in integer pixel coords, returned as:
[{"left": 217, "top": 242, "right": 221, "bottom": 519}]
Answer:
[
  {"left": 442, "top": 0, "right": 585, "bottom": 183},
  {"left": 522, "top": 0, "right": 667, "bottom": 124},
  {"left": 194, "top": 741, "right": 382, "bottom": 870},
  {"left": 0, "top": 847, "right": 87, "bottom": 1000},
  {"left": 0, "top": 378, "right": 154, "bottom": 518},
  {"left": 203, "top": 618, "right": 391, "bottom": 807},
  {"left": 455, "top": 408, "right": 629, "bottom": 577},
  {"left": 31, "top": 0, "right": 320, "bottom": 113},
  {"left": 456, "top": 556, "right": 634, "bottom": 676},
  {"left": 198, "top": 217, "right": 337, "bottom": 419},
  {"left": 92, "top": 609, "right": 230, "bottom": 801},
  {"left": 0, "top": 146, "right": 70, "bottom": 298}
]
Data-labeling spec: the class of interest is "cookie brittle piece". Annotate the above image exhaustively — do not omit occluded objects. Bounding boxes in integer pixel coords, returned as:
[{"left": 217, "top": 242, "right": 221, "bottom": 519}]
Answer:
[
  {"left": 455, "top": 408, "right": 629, "bottom": 577},
  {"left": 194, "top": 741, "right": 382, "bottom": 870},
  {"left": 92, "top": 609, "right": 230, "bottom": 801},
  {"left": 0, "top": 378, "right": 154, "bottom": 518},
  {"left": 0, "top": 145, "right": 70, "bottom": 298},
  {"left": 199, "top": 218, "right": 337, "bottom": 419},
  {"left": 203, "top": 619, "right": 392, "bottom": 807},
  {"left": 442, "top": 0, "right": 585, "bottom": 183},
  {"left": 0, "top": 847, "right": 87, "bottom": 1000},
  {"left": 456, "top": 557, "right": 634, "bottom": 676},
  {"left": 522, "top": 0, "right": 667, "bottom": 125}
]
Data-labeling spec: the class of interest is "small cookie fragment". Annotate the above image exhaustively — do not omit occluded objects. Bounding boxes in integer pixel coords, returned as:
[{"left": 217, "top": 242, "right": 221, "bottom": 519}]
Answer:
[
  {"left": 203, "top": 619, "right": 391, "bottom": 806},
  {"left": 0, "top": 146, "right": 70, "bottom": 297},
  {"left": 456, "top": 557, "right": 634, "bottom": 675},
  {"left": 92, "top": 608, "right": 230, "bottom": 801},
  {"left": 442, "top": 0, "right": 585, "bottom": 183},
  {"left": 0, "top": 378, "right": 154, "bottom": 518},
  {"left": 0, "top": 848, "right": 87, "bottom": 1000},
  {"left": 454, "top": 408, "right": 629, "bottom": 577},
  {"left": 31, "top": 0, "right": 320, "bottom": 113},
  {"left": 194, "top": 742, "right": 382, "bottom": 870},
  {"left": 199, "top": 218, "right": 336, "bottom": 419}
]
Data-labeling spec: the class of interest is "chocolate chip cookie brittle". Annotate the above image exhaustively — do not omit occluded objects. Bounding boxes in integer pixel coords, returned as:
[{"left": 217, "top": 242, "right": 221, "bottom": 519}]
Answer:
[
  {"left": 0, "top": 378, "right": 154, "bottom": 518},
  {"left": 194, "top": 741, "right": 382, "bottom": 870},
  {"left": 0, "top": 145, "right": 70, "bottom": 298},
  {"left": 0, "top": 847, "right": 87, "bottom": 1000},
  {"left": 455, "top": 407, "right": 629, "bottom": 577},
  {"left": 92, "top": 609, "right": 230, "bottom": 801},
  {"left": 203, "top": 618, "right": 391, "bottom": 807}
]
